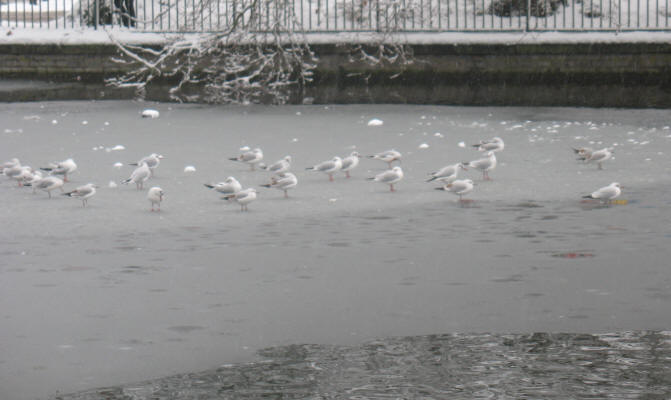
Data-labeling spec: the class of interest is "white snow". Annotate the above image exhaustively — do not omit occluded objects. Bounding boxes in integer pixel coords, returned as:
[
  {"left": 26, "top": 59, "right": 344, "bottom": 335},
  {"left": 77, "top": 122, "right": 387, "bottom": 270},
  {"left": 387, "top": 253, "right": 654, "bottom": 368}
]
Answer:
[
  {"left": 419, "top": 143, "right": 430, "bottom": 149},
  {"left": 367, "top": 118, "right": 384, "bottom": 126},
  {"left": 113, "top": 162, "right": 123, "bottom": 169},
  {"left": 184, "top": 165, "right": 196, "bottom": 172},
  {"left": 141, "top": 109, "right": 160, "bottom": 119}
]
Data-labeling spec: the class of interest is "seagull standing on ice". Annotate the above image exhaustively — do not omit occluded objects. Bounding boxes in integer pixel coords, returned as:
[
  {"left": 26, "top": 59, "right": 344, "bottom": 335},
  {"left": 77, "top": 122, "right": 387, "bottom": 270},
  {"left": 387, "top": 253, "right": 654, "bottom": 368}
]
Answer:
[
  {"left": 2, "top": 158, "right": 20, "bottom": 174},
  {"left": 63, "top": 183, "right": 98, "bottom": 207},
  {"left": 340, "top": 151, "right": 361, "bottom": 178},
  {"left": 465, "top": 151, "right": 497, "bottom": 181},
  {"left": 224, "top": 188, "right": 257, "bottom": 211},
  {"left": 25, "top": 170, "right": 43, "bottom": 192},
  {"left": 204, "top": 176, "right": 242, "bottom": 197},
  {"left": 585, "top": 148, "right": 613, "bottom": 170},
  {"left": 472, "top": 137, "right": 504, "bottom": 152},
  {"left": 436, "top": 179, "right": 474, "bottom": 202},
  {"left": 41, "top": 158, "right": 77, "bottom": 182},
  {"left": 27, "top": 176, "right": 64, "bottom": 198},
  {"left": 306, "top": 157, "right": 342, "bottom": 182},
  {"left": 5, "top": 165, "right": 33, "bottom": 186},
  {"left": 230, "top": 148, "right": 264, "bottom": 171},
  {"left": 368, "top": 149, "right": 402, "bottom": 167},
  {"left": 426, "top": 162, "right": 467, "bottom": 184},
  {"left": 583, "top": 182, "right": 622, "bottom": 204},
  {"left": 130, "top": 153, "right": 163, "bottom": 177},
  {"left": 261, "top": 155, "right": 292, "bottom": 174},
  {"left": 571, "top": 146, "right": 593, "bottom": 162},
  {"left": 147, "top": 187, "right": 165, "bottom": 211},
  {"left": 368, "top": 166, "right": 404, "bottom": 192},
  {"left": 122, "top": 162, "right": 151, "bottom": 189},
  {"left": 260, "top": 172, "right": 297, "bottom": 198}
]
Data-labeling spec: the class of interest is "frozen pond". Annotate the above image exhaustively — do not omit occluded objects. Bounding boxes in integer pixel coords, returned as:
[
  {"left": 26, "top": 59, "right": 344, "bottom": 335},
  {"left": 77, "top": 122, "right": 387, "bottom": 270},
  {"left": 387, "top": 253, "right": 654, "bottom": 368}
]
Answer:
[{"left": 1, "top": 101, "right": 671, "bottom": 399}]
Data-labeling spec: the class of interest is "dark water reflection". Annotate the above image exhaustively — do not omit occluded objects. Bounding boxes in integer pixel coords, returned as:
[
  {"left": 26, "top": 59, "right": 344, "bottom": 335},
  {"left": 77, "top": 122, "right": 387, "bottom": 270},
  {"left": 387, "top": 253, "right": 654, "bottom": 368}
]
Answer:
[{"left": 55, "top": 331, "right": 671, "bottom": 399}]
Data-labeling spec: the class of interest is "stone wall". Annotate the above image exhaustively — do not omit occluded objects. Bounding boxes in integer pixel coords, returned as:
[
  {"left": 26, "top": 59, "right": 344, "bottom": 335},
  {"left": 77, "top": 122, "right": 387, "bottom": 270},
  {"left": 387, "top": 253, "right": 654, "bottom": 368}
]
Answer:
[{"left": 1, "top": 42, "right": 670, "bottom": 107}]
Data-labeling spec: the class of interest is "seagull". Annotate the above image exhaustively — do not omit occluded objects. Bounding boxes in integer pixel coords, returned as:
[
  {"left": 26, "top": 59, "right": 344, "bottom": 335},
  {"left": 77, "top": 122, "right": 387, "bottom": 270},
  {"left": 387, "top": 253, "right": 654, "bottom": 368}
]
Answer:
[
  {"left": 41, "top": 158, "right": 77, "bottom": 182},
  {"left": 26, "top": 176, "right": 64, "bottom": 198},
  {"left": 230, "top": 148, "right": 263, "bottom": 171},
  {"left": 223, "top": 188, "right": 257, "bottom": 211},
  {"left": 464, "top": 151, "right": 497, "bottom": 180},
  {"left": 130, "top": 153, "right": 163, "bottom": 177},
  {"left": 472, "top": 137, "right": 504, "bottom": 152},
  {"left": 122, "top": 162, "right": 151, "bottom": 189},
  {"left": 306, "top": 156, "right": 342, "bottom": 182},
  {"left": 24, "top": 170, "right": 44, "bottom": 193},
  {"left": 436, "top": 179, "right": 474, "bottom": 202},
  {"left": 368, "top": 166, "right": 404, "bottom": 192},
  {"left": 63, "top": 183, "right": 98, "bottom": 207},
  {"left": 583, "top": 182, "right": 622, "bottom": 204},
  {"left": 204, "top": 176, "right": 242, "bottom": 197},
  {"left": 584, "top": 147, "right": 613, "bottom": 170},
  {"left": 260, "top": 172, "right": 297, "bottom": 198},
  {"left": 571, "top": 146, "right": 593, "bottom": 162},
  {"left": 261, "top": 155, "right": 292, "bottom": 174},
  {"left": 368, "top": 149, "right": 402, "bottom": 167},
  {"left": 147, "top": 186, "right": 165, "bottom": 211},
  {"left": 340, "top": 151, "right": 361, "bottom": 178},
  {"left": 426, "top": 162, "right": 467, "bottom": 184},
  {"left": 2, "top": 158, "right": 20, "bottom": 174},
  {"left": 5, "top": 165, "right": 33, "bottom": 186}
]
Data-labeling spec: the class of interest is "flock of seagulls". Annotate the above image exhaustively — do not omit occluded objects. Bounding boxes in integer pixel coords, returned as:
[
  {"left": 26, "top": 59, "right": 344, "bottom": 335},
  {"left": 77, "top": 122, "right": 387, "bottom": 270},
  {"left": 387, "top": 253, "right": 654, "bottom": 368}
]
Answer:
[{"left": 1, "top": 131, "right": 624, "bottom": 212}]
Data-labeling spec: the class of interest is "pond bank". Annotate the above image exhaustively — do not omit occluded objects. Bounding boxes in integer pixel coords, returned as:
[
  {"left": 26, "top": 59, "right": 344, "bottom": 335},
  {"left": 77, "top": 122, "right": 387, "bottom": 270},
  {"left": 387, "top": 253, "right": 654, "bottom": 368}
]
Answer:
[{"left": 1, "top": 38, "right": 670, "bottom": 107}]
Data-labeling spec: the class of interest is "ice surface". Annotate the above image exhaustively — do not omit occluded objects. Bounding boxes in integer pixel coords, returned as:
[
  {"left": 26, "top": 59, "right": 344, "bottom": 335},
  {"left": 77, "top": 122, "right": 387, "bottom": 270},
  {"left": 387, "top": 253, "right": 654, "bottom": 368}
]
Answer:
[{"left": 1, "top": 101, "right": 671, "bottom": 400}]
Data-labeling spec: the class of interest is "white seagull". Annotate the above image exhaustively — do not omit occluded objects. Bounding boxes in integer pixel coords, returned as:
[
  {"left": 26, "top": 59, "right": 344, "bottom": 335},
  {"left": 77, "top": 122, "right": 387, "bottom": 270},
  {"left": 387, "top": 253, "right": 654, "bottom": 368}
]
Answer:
[
  {"left": 130, "top": 153, "right": 164, "bottom": 177},
  {"left": 41, "top": 158, "right": 77, "bottom": 182},
  {"left": 63, "top": 183, "right": 98, "bottom": 207},
  {"left": 260, "top": 172, "right": 297, "bottom": 198},
  {"left": 147, "top": 186, "right": 165, "bottom": 211},
  {"left": 472, "top": 137, "right": 504, "bottom": 152},
  {"left": 230, "top": 148, "right": 264, "bottom": 171},
  {"left": 585, "top": 147, "right": 613, "bottom": 170},
  {"left": 571, "top": 146, "right": 593, "bottom": 162},
  {"left": 426, "top": 162, "right": 467, "bottom": 184},
  {"left": 436, "top": 179, "right": 474, "bottom": 202},
  {"left": 25, "top": 170, "right": 44, "bottom": 193},
  {"left": 340, "top": 151, "right": 361, "bottom": 178},
  {"left": 2, "top": 158, "right": 20, "bottom": 174},
  {"left": 204, "top": 176, "right": 242, "bottom": 197},
  {"left": 368, "top": 166, "right": 404, "bottom": 192},
  {"left": 122, "top": 162, "right": 151, "bottom": 189},
  {"left": 28, "top": 176, "right": 64, "bottom": 198},
  {"left": 5, "top": 165, "right": 33, "bottom": 186},
  {"left": 368, "top": 149, "right": 402, "bottom": 167},
  {"left": 583, "top": 182, "right": 622, "bottom": 204},
  {"left": 465, "top": 151, "right": 497, "bottom": 180},
  {"left": 261, "top": 155, "right": 292, "bottom": 174},
  {"left": 306, "top": 156, "right": 342, "bottom": 182},
  {"left": 224, "top": 188, "right": 257, "bottom": 211}
]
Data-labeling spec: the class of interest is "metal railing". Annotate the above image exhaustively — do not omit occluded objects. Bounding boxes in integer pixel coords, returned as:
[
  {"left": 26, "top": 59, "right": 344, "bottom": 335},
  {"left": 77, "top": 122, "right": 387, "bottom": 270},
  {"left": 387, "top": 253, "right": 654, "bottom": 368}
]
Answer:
[{"left": 1, "top": 0, "right": 670, "bottom": 31}]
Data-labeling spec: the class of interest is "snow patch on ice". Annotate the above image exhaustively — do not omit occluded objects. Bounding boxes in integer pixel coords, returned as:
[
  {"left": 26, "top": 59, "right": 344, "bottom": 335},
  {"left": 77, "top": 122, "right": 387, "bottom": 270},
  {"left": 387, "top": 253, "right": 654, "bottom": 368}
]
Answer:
[{"left": 142, "top": 109, "right": 160, "bottom": 119}]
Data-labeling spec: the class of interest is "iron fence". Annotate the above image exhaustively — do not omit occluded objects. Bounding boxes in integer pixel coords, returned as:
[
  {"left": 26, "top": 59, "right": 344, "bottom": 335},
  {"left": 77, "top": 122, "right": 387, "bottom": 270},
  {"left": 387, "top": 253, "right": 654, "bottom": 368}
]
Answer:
[{"left": 1, "top": 0, "right": 670, "bottom": 31}]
